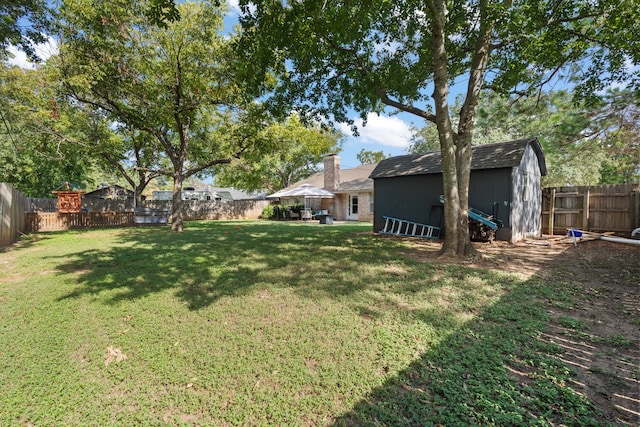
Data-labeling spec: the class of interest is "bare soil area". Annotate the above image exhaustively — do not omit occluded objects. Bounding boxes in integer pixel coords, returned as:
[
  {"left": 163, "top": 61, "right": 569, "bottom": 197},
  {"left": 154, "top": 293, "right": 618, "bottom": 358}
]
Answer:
[{"left": 407, "top": 236, "right": 640, "bottom": 425}]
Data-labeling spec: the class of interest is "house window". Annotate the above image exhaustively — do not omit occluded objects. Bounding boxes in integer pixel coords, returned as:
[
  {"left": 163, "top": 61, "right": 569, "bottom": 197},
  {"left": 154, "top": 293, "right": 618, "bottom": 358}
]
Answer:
[{"left": 351, "top": 195, "right": 358, "bottom": 214}]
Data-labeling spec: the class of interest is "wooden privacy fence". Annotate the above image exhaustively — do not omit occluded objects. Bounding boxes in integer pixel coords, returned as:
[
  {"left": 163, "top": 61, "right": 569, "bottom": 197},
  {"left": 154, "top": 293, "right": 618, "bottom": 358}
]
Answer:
[
  {"left": 542, "top": 184, "right": 640, "bottom": 236},
  {"left": 23, "top": 199, "right": 271, "bottom": 232},
  {"left": 142, "top": 199, "right": 270, "bottom": 221},
  {"left": 25, "top": 212, "right": 135, "bottom": 232},
  {"left": 1, "top": 183, "right": 26, "bottom": 247}
]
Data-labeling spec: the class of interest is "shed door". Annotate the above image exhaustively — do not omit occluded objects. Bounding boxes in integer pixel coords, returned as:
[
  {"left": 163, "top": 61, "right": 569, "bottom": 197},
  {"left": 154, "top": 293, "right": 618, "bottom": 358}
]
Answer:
[{"left": 347, "top": 194, "right": 359, "bottom": 220}]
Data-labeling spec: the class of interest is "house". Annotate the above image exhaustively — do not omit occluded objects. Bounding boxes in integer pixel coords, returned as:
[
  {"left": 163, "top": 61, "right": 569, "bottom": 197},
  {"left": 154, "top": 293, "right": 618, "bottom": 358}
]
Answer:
[
  {"left": 83, "top": 184, "right": 143, "bottom": 211},
  {"left": 369, "top": 138, "right": 547, "bottom": 242},
  {"left": 84, "top": 184, "right": 141, "bottom": 201},
  {"left": 275, "top": 155, "right": 378, "bottom": 221}
]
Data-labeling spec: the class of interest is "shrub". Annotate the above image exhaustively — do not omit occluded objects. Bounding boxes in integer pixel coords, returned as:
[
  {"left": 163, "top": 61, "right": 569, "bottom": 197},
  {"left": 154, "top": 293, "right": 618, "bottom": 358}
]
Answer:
[{"left": 261, "top": 204, "right": 275, "bottom": 219}]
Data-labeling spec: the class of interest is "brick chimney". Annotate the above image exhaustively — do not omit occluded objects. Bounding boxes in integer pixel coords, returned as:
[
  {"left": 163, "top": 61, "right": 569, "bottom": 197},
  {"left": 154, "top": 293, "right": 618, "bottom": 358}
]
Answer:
[{"left": 323, "top": 154, "right": 340, "bottom": 191}]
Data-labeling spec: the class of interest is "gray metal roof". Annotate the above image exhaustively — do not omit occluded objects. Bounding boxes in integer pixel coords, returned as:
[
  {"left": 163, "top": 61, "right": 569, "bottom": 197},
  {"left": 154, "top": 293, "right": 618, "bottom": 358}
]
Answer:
[{"left": 370, "top": 138, "right": 546, "bottom": 178}]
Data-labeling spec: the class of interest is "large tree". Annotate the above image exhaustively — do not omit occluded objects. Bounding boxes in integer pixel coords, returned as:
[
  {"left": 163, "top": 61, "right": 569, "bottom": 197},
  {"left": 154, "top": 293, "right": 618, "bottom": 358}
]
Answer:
[
  {"left": 57, "top": 0, "right": 267, "bottom": 231},
  {"left": 238, "top": 0, "right": 639, "bottom": 256},
  {"left": 0, "top": 63, "right": 103, "bottom": 196},
  {"left": 215, "top": 114, "right": 343, "bottom": 193},
  {"left": 410, "top": 89, "right": 639, "bottom": 186},
  {"left": 0, "top": 0, "right": 49, "bottom": 61},
  {"left": 357, "top": 149, "right": 388, "bottom": 165}
]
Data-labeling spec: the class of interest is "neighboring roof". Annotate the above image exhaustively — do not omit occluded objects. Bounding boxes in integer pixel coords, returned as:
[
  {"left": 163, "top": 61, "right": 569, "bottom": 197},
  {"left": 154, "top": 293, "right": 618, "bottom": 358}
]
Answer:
[
  {"left": 335, "top": 163, "right": 378, "bottom": 193},
  {"left": 152, "top": 187, "right": 265, "bottom": 200},
  {"left": 206, "top": 187, "right": 266, "bottom": 200},
  {"left": 84, "top": 184, "right": 133, "bottom": 197},
  {"left": 282, "top": 163, "right": 378, "bottom": 194},
  {"left": 370, "top": 138, "right": 547, "bottom": 179}
]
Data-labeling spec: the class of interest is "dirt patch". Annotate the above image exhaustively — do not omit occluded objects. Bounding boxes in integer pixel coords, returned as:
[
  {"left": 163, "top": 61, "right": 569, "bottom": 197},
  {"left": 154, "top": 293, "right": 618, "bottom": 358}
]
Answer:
[{"left": 398, "top": 236, "right": 640, "bottom": 425}]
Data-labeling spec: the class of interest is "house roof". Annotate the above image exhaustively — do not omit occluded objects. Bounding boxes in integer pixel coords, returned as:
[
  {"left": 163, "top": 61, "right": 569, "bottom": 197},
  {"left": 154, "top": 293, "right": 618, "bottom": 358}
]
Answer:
[
  {"left": 84, "top": 184, "right": 133, "bottom": 197},
  {"left": 205, "top": 187, "right": 265, "bottom": 200},
  {"left": 282, "top": 162, "right": 378, "bottom": 194},
  {"left": 370, "top": 138, "right": 546, "bottom": 179}
]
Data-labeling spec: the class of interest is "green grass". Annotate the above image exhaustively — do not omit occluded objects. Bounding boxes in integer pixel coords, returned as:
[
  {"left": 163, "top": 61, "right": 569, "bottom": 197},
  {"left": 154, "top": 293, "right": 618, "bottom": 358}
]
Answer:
[{"left": 0, "top": 220, "right": 605, "bottom": 425}]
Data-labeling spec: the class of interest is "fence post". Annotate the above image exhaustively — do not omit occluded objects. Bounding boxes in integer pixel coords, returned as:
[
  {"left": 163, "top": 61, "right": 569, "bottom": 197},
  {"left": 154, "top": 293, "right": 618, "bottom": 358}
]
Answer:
[
  {"left": 582, "top": 188, "right": 590, "bottom": 231},
  {"left": 633, "top": 190, "right": 640, "bottom": 230},
  {"left": 548, "top": 188, "right": 556, "bottom": 235}
]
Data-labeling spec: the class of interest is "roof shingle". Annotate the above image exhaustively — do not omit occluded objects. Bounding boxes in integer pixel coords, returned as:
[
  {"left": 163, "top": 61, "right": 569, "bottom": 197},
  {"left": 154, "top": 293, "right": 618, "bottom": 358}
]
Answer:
[{"left": 370, "top": 138, "right": 546, "bottom": 178}]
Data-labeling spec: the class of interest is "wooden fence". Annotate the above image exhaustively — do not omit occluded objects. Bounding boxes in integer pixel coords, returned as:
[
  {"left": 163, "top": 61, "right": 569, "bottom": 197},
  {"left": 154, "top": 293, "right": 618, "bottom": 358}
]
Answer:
[
  {"left": 25, "top": 212, "right": 135, "bottom": 232},
  {"left": 542, "top": 184, "right": 640, "bottom": 236},
  {"left": 0, "top": 183, "right": 26, "bottom": 247},
  {"left": 142, "top": 199, "right": 270, "bottom": 221},
  {"left": 23, "top": 199, "right": 271, "bottom": 233}
]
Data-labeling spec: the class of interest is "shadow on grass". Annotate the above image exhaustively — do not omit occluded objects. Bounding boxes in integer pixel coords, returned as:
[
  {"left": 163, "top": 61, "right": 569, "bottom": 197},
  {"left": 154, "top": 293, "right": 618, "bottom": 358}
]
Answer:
[
  {"left": 331, "top": 275, "right": 606, "bottom": 426},
  {"left": 46, "top": 221, "right": 635, "bottom": 425},
  {"left": 53, "top": 221, "right": 407, "bottom": 310},
  {"left": 332, "top": 244, "right": 640, "bottom": 426}
]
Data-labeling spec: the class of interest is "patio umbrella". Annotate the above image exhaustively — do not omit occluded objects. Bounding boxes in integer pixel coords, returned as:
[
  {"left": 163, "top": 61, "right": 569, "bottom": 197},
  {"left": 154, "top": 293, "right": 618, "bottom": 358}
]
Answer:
[
  {"left": 266, "top": 184, "right": 335, "bottom": 211},
  {"left": 267, "top": 184, "right": 335, "bottom": 199}
]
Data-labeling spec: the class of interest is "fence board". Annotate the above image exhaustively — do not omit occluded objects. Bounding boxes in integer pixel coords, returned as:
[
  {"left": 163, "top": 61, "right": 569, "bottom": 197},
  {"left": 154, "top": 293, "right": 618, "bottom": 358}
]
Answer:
[
  {"left": 23, "top": 199, "right": 270, "bottom": 233},
  {"left": 25, "top": 212, "right": 135, "bottom": 232},
  {"left": 142, "top": 199, "right": 270, "bottom": 221},
  {"left": 542, "top": 184, "right": 640, "bottom": 236},
  {"left": 1, "top": 183, "right": 26, "bottom": 247}
]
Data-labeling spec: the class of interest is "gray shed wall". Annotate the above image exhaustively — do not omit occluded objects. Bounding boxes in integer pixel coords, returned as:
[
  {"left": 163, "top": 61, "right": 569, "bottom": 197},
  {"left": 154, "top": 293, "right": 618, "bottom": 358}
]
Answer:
[
  {"left": 373, "top": 174, "right": 444, "bottom": 233},
  {"left": 373, "top": 168, "right": 527, "bottom": 240}
]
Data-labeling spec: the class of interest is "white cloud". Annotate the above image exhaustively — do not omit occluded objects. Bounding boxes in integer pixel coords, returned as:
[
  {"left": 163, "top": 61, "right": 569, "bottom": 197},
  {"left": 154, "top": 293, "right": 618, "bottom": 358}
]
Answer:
[
  {"left": 339, "top": 113, "right": 413, "bottom": 149},
  {"left": 5, "top": 36, "right": 58, "bottom": 69},
  {"left": 227, "top": 0, "right": 242, "bottom": 14}
]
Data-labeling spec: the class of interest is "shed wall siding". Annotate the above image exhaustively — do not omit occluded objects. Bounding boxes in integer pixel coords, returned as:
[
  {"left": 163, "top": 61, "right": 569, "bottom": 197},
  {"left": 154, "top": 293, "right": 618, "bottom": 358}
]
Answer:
[
  {"left": 373, "top": 170, "right": 514, "bottom": 235},
  {"left": 373, "top": 175, "right": 444, "bottom": 232}
]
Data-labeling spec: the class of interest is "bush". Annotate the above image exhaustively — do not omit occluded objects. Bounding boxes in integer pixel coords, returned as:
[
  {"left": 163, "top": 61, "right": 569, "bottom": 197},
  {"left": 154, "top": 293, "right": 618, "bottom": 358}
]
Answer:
[{"left": 261, "top": 204, "right": 275, "bottom": 219}]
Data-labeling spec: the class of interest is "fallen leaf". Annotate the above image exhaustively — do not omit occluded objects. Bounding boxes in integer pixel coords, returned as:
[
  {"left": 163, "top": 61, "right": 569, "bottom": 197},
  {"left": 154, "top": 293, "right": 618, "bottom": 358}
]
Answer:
[{"left": 105, "top": 346, "right": 128, "bottom": 366}]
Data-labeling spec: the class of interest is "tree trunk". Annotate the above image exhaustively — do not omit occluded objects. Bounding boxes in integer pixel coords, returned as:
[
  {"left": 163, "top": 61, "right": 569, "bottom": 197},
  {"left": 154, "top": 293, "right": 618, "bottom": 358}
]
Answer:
[
  {"left": 430, "top": 0, "right": 466, "bottom": 258},
  {"left": 454, "top": 133, "right": 475, "bottom": 256},
  {"left": 171, "top": 173, "right": 184, "bottom": 232}
]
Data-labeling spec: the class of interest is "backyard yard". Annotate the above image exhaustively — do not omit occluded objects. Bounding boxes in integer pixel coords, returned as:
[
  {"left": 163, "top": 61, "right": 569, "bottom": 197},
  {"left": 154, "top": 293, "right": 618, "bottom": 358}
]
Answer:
[{"left": 1, "top": 220, "right": 638, "bottom": 426}]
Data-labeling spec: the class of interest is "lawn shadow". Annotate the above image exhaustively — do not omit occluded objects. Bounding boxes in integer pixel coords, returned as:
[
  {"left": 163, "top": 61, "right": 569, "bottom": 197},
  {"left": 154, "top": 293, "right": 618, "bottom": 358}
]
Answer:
[
  {"left": 52, "top": 221, "right": 405, "bottom": 310},
  {"left": 47, "top": 222, "right": 638, "bottom": 424},
  {"left": 332, "top": 241, "right": 640, "bottom": 426}
]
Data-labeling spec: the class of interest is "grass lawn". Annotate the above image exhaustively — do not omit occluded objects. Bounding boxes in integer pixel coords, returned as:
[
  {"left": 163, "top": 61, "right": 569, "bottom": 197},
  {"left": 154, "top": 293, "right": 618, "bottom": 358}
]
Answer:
[{"left": 1, "top": 220, "right": 603, "bottom": 425}]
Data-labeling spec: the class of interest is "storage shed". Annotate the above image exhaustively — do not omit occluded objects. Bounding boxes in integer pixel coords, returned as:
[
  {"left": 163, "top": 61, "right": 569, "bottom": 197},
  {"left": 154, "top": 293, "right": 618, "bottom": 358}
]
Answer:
[{"left": 370, "top": 138, "right": 547, "bottom": 242}]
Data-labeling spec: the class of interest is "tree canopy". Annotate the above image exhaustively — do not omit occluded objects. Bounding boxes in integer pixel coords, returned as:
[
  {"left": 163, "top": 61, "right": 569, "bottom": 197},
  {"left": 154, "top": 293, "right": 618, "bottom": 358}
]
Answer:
[
  {"left": 0, "top": 0, "right": 49, "bottom": 61},
  {"left": 0, "top": 63, "right": 112, "bottom": 197},
  {"left": 57, "top": 0, "right": 269, "bottom": 231},
  {"left": 410, "top": 89, "right": 639, "bottom": 186},
  {"left": 238, "top": 0, "right": 639, "bottom": 256},
  {"left": 356, "top": 149, "right": 388, "bottom": 165},
  {"left": 215, "top": 114, "right": 343, "bottom": 193}
]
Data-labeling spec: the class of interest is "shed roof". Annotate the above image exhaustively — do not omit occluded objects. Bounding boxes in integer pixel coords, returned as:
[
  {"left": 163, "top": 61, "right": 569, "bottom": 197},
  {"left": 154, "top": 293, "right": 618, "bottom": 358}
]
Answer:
[{"left": 370, "top": 138, "right": 546, "bottom": 179}]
